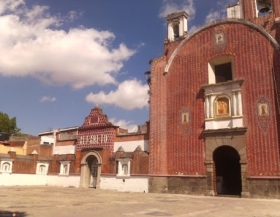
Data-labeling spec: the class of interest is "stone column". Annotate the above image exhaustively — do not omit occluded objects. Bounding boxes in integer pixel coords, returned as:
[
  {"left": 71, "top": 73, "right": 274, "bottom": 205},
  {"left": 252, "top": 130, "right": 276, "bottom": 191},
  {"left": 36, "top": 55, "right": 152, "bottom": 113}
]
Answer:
[
  {"left": 96, "top": 163, "right": 102, "bottom": 189},
  {"left": 237, "top": 91, "right": 243, "bottom": 116},
  {"left": 210, "top": 95, "right": 214, "bottom": 118},
  {"left": 232, "top": 92, "right": 237, "bottom": 116},
  {"left": 205, "top": 95, "right": 210, "bottom": 119},
  {"left": 79, "top": 163, "right": 89, "bottom": 188},
  {"left": 168, "top": 23, "right": 174, "bottom": 41}
]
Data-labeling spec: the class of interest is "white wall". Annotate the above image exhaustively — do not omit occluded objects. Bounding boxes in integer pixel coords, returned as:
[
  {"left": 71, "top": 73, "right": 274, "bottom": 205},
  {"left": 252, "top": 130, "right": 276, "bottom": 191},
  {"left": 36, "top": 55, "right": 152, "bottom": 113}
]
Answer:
[
  {"left": 0, "top": 173, "right": 80, "bottom": 187},
  {"left": 114, "top": 140, "right": 149, "bottom": 152},
  {"left": 40, "top": 135, "right": 55, "bottom": 145},
  {"left": 0, "top": 173, "right": 47, "bottom": 186},
  {"left": 53, "top": 145, "right": 75, "bottom": 155},
  {"left": 100, "top": 175, "right": 149, "bottom": 193},
  {"left": 0, "top": 173, "right": 149, "bottom": 193},
  {"left": 46, "top": 175, "right": 80, "bottom": 187}
]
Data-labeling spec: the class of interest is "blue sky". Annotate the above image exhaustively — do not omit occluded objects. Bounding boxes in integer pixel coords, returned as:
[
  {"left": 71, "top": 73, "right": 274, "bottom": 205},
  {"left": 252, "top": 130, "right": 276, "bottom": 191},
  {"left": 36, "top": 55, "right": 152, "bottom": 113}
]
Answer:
[{"left": 0, "top": 0, "right": 236, "bottom": 135}]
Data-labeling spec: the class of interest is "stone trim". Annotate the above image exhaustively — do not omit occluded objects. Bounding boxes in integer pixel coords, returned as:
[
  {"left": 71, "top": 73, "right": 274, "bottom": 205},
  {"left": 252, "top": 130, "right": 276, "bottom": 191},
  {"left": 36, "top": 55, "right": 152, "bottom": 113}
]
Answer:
[
  {"left": 203, "top": 130, "right": 249, "bottom": 197},
  {"left": 79, "top": 151, "right": 102, "bottom": 189}
]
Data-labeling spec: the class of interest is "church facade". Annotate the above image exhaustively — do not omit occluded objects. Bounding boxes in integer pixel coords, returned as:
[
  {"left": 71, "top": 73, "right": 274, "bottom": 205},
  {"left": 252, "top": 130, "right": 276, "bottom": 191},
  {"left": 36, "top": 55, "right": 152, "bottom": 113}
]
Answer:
[{"left": 148, "top": 0, "right": 280, "bottom": 198}]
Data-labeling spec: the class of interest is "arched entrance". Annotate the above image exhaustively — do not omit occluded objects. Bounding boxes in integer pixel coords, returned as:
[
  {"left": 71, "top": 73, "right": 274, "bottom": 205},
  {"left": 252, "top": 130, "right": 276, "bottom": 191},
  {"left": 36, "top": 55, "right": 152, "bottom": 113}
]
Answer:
[
  {"left": 213, "top": 146, "right": 241, "bottom": 196},
  {"left": 80, "top": 152, "right": 102, "bottom": 189}
]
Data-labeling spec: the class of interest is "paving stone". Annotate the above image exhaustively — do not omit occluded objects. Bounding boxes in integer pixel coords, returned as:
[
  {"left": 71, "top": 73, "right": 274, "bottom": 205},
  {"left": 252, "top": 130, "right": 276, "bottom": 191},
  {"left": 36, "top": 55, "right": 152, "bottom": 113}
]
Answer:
[{"left": 0, "top": 186, "right": 279, "bottom": 217}]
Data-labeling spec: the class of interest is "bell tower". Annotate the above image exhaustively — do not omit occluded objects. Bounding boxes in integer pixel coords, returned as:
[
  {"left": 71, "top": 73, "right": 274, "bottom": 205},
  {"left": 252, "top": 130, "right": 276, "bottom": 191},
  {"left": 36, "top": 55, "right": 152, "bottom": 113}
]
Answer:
[
  {"left": 166, "top": 11, "right": 188, "bottom": 42},
  {"left": 241, "top": 0, "right": 280, "bottom": 19}
]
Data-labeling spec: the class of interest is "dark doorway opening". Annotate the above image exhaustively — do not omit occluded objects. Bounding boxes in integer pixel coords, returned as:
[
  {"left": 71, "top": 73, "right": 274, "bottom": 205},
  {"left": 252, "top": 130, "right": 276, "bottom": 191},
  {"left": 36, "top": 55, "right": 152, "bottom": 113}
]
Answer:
[
  {"left": 87, "top": 155, "right": 98, "bottom": 188},
  {"left": 213, "top": 146, "right": 241, "bottom": 196}
]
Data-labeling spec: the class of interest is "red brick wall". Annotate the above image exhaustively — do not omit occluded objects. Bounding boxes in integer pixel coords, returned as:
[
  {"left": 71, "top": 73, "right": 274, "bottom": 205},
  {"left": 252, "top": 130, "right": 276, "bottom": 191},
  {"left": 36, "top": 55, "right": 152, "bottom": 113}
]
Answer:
[
  {"left": 241, "top": 0, "right": 280, "bottom": 20},
  {"left": 149, "top": 56, "right": 168, "bottom": 175},
  {"left": 77, "top": 107, "right": 116, "bottom": 151},
  {"left": 150, "top": 20, "right": 280, "bottom": 177}
]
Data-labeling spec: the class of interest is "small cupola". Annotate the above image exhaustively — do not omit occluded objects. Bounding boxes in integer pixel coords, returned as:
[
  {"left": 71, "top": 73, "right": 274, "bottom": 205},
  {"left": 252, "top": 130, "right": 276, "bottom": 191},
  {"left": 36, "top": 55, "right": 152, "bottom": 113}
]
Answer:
[{"left": 166, "top": 11, "right": 188, "bottom": 42}]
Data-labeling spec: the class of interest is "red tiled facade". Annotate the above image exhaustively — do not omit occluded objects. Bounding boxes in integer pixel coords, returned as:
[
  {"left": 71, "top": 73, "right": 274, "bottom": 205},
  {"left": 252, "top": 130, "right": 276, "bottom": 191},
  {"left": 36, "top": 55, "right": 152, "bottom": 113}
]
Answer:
[{"left": 149, "top": 0, "right": 280, "bottom": 198}]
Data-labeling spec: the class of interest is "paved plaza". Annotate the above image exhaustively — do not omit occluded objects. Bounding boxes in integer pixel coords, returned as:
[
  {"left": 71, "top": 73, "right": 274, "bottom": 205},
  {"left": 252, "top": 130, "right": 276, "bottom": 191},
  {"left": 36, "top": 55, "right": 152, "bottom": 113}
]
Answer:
[{"left": 0, "top": 186, "right": 279, "bottom": 217}]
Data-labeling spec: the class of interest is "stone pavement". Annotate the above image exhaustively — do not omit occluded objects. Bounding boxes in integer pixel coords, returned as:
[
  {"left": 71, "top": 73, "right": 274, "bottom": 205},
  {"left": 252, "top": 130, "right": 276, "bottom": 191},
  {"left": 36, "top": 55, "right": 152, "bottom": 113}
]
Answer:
[{"left": 0, "top": 186, "right": 279, "bottom": 217}]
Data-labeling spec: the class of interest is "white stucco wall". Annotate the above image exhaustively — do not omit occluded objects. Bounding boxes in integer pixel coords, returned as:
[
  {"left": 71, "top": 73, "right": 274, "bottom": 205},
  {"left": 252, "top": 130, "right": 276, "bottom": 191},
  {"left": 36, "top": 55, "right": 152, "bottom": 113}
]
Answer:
[
  {"left": 0, "top": 173, "right": 47, "bottom": 186},
  {"left": 100, "top": 175, "right": 149, "bottom": 193},
  {"left": 0, "top": 173, "right": 80, "bottom": 187},
  {"left": 46, "top": 175, "right": 80, "bottom": 187},
  {"left": 114, "top": 140, "right": 149, "bottom": 152},
  {"left": 53, "top": 145, "right": 75, "bottom": 155},
  {"left": 40, "top": 135, "right": 55, "bottom": 145}
]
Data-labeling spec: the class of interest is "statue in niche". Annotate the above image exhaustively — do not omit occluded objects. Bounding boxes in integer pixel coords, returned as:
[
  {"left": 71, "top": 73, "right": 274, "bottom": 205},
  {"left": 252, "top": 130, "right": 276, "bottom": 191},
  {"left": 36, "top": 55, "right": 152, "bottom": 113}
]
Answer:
[
  {"left": 122, "top": 164, "right": 128, "bottom": 175},
  {"left": 258, "top": 103, "right": 269, "bottom": 116},
  {"left": 182, "top": 112, "right": 189, "bottom": 123},
  {"left": 63, "top": 165, "right": 68, "bottom": 174},
  {"left": 216, "top": 97, "right": 229, "bottom": 115}
]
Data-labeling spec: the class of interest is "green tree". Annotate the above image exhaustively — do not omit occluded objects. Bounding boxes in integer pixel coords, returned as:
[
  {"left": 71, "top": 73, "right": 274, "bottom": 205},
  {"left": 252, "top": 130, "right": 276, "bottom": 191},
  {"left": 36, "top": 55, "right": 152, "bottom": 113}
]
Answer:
[{"left": 0, "top": 112, "right": 21, "bottom": 135}]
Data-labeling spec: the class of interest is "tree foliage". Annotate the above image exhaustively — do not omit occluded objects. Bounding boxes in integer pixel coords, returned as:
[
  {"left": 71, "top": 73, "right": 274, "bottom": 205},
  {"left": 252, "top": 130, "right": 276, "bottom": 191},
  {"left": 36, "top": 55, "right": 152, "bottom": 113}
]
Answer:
[{"left": 0, "top": 112, "right": 21, "bottom": 135}]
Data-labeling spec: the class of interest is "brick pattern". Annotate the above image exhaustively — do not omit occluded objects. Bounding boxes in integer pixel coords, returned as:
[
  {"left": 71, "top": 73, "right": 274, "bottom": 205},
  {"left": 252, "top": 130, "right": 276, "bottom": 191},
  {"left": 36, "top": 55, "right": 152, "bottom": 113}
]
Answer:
[
  {"left": 77, "top": 107, "right": 116, "bottom": 151},
  {"left": 150, "top": 20, "right": 280, "bottom": 177},
  {"left": 255, "top": 95, "right": 272, "bottom": 135},
  {"left": 149, "top": 56, "right": 168, "bottom": 175}
]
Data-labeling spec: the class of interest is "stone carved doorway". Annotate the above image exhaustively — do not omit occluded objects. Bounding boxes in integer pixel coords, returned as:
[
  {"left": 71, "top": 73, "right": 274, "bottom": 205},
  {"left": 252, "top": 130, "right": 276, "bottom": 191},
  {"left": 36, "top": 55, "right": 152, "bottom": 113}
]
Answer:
[
  {"left": 203, "top": 129, "right": 249, "bottom": 197},
  {"left": 80, "top": 151, "right": 102, "bottom": 189},
  {"left": 213, "top": 146, "right": 242, "bottom": 196}
]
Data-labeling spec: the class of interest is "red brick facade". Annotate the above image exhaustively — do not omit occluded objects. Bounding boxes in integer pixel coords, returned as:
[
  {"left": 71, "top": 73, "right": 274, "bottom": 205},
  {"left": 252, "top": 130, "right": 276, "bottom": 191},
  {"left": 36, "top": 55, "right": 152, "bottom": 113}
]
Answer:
[{"left": 149, "top": 0, "right": 280, "bottom": 197}]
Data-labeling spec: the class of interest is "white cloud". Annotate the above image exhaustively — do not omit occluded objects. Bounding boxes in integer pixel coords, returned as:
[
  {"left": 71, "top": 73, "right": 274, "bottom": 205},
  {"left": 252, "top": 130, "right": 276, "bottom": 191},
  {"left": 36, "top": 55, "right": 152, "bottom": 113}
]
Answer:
[
  {"left": 205, "top": 11, "right": 224, "bottom": 23},
  {"left": 40, "top": 96, "right": 56, "bottom": 102},
  {"left": 109, "top": 118, "right": 138, "bottom": 132},
  {"left": 85, "top": 79, "right": 149, "bottom": 110},
  {"left": 67, "top": 11, "right": 82, "bottom": 22},
  {"left": 159, "top": 0, "right": 196, "bottom": 20},
  {"left": 204, "top": 0, "right": 238, "bottom": 24},
  {"left": 0, "top": 0, "right": 135, "bottom": 89}
]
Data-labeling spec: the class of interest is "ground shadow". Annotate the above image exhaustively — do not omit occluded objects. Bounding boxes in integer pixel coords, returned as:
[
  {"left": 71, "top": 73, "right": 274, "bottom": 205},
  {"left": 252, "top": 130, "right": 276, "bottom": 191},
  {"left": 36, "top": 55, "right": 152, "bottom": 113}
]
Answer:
[{"left": 0, "top": 211, "right": 27, "bottom": 217}]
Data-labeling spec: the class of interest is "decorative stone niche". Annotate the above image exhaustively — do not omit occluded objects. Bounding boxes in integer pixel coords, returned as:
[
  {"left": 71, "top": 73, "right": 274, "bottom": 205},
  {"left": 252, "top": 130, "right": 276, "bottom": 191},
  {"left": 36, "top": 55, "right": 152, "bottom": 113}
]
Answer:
[
  {"left": 0, "top": 159, "right": 13, "bottom": 173},
  {"left": 201, "top": 79, "right": 244, "bottom": 130},
  {"left": 59, "top": 161, "right": 70, "bottom": 176},
  {"left": 117, "top": 159, "right": 131, "bottom": 178},
  {"left": 36, "top": 162, "right": 49, "bottom": 175}
]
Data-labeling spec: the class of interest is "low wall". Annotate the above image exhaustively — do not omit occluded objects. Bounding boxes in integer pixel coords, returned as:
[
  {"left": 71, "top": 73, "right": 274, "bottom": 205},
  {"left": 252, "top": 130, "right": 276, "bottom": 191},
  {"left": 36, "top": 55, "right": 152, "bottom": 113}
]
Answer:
[
  {"left": 0, "top": 173, "right": 47, "bottom": 186},
  {"left": 0, "top": 173, "right": 80, "bottom": 188},
  {"left": 46, "top": 175, "right": 80, "bottom": 188},
  {"left": 100, "top": 175, "right": 149, "bottom": 192}
]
